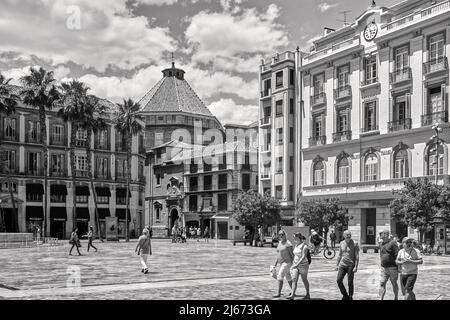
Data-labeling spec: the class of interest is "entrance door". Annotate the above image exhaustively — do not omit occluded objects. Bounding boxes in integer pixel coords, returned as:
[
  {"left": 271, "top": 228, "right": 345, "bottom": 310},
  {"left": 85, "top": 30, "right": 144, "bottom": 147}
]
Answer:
[
  {"left": 76, "top": 221, "right": 88, "bottom": 238},
  {"left": 50, "top": 221, "right": 66, "bottom": 239},
  {"left": 217, "top": 221, "right": 228, "bottom": 240},
  {"left": 1, "top": 208, "right": 18, "bottom": 232},
  {"left": 365, "top": 208, "right": 376, "bottom": 245},
  {"left": 170, "top": 209, "right": 179, "bottom": 235}
]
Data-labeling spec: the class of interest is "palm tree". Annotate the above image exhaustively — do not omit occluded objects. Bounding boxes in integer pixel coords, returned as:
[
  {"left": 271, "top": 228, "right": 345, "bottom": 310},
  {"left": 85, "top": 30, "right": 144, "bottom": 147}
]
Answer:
[
  {"left": 58, "top": 80, "right": 89, "bottom": 232},
  {"left": 79, "top": 95, "right": 108, "bottom": 242},
  {"left": 0, "top": 73, "right": 20, "bottom": 232},
  {"left": 20, "top": 68, "right": 60, "bottom": 237},
  {"left": 114, "top": 98, "right": 144, "bottom": 242}
]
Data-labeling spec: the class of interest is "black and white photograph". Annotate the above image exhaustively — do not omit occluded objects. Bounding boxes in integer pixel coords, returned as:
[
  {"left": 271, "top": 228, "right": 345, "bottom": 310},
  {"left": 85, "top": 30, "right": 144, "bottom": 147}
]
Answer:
[{"left": 0, "top": 0, "right": 449, "bottom": 309}]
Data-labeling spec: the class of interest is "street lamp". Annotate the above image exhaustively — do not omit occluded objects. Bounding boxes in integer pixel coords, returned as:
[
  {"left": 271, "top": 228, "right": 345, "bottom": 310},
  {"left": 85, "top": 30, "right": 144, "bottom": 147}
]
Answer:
[{"left": 431, "top": 123, "right": 443, "bottom": 185}]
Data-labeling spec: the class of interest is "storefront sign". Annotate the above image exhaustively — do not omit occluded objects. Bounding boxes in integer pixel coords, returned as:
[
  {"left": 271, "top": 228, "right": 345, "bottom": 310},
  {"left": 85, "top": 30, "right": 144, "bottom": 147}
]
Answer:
[{"left": 106, "top": 217, "right": 119, "bottom": 241}]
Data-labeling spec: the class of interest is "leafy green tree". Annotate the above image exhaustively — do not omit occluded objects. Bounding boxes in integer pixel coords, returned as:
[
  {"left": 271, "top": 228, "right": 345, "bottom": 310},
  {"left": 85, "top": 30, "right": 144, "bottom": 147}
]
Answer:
[
  {"left": 232, "top": 190, "right": 281, "bottom": 244},
  {"left": 389, "top": 178, "right": 441, "bottom": 241},
  {"left": 298, "top": 198, "right": 347, "bottom": 241}
]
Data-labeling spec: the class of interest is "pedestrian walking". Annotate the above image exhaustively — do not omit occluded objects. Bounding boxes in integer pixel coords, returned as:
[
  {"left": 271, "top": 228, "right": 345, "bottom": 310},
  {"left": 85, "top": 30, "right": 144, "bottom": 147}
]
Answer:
[
  {"left": 258, "top": 225, "right": 264, "bottom": 247},
  {"left": 69, "top": 228, "right": 82, "bottom": 256},
  {"left": 396, "top": 237, "right": 423, "bottom": 300},
  {"left": 196, "top": 226, "right": 201, "bottom": 242},
  {"left": 335, "top": 230, "right": 359, "bottom": 300},
  {"left": 204, "top": 226, "right": 210, "bottom": 242},
  {"left": 330, "top": 230, "right": 337, "bottom": 249},
  {"left": 378, "top": 230, "right": 399, "bottom": 300},
  {"left": 288, "top": 233, "right": 310, "bottom": 300},
  {"left": 190, "top": 226, "right": 196, "bottom": 240},
  {"left": 135, "top": 228, "right": 152, "bottom": 274},
  {"left": 272, "top": 229, "right": 294, "bottom": 298},
  {"left": 87, "top": 226, "right": 98, "bottom": 252}
]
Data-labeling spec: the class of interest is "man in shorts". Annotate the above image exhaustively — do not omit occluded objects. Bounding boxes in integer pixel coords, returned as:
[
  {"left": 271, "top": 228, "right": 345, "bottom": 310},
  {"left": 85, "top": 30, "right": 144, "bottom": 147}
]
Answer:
[
  {"left": 379, "top": 229, "right": 399, "bottom": 300},
  {"left": 335, "top": 230, "right": 359, "bottom": 300},
  {"left": 135, "top": 228, "right": 152, "bottom": 274},
  {"left": 396, "top": 237, "right": 423, "bottom": 300}
]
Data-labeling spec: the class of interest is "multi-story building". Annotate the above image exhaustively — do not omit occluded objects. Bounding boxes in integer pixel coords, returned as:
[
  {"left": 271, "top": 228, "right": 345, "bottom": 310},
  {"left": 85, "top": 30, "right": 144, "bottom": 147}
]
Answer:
[
  {"left": 0, "top": 92, "right": 146, "bottom": 239},
  {"left": 299, "top": 0, "right": 450, "bottom": 248},
  {"left": 142, "top": 63, "right": 259, "bottom": 238},
  {"left": 258, "top": 51, "right": 302, "bottom": 226}
]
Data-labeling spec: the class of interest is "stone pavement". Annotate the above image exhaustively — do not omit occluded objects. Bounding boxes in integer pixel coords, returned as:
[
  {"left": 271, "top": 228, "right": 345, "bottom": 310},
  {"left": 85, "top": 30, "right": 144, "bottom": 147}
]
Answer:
[{"left": 0, "top": 238, "right": 448, "bottom": 300}]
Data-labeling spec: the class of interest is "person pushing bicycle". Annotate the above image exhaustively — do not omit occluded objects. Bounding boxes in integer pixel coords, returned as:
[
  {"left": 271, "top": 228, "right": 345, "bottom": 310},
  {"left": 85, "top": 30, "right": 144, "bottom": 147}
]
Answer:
[{"left": 310, "top": 229, "right": 323, "bottom": 254}]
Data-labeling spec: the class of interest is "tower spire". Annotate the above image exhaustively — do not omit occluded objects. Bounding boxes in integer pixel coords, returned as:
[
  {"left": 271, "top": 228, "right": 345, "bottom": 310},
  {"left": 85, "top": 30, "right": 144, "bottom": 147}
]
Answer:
[{"left": 171, "top": 52, "right": 175, "bottom": 68}]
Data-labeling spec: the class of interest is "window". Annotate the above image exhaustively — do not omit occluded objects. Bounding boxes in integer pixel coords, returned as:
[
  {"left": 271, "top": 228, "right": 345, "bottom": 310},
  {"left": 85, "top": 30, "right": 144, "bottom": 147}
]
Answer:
[
  {"left": 394, "top": 149, "right": 409, "bottom": 179},
  {"left": 364, "top": 101, "right": 377, "bottom": 131},
  {"left": 5, "top": 150, "right": 16, "bottom": 172},
  {"left": 289, "top": 156, "right": 294, "bottom": 172},
  {"left": 289, "top": 69, "right": 294, "bottom": 85},
  {"left": 204, "top": 175, "right": 212, "bottom": 190},
  {"left": 116, "top": 195, "right": 127, "bottom": 205},
  {"left": 364, "top": 153, "right": 378, "bottom": 181},
  {"left": 27, "top": 120, "right": 40, "bottom": 143},
  {"left": 337, "top": 108, "right": 349, "bottom": 132},
  {"left": 264, "top": 79, "right": 271, "bottom": 92},
  {"left": 276, "top": 71, "right": 283, "bottom": 88},
  {"left": 27, "top": 152, "right": 41, "bottom": 175},
  {"left": 264, "top": 106, "right": 271, "bottom": 118},
  {"left": 276, "top": 157, "right": 283, "bottom": 173},
  {"left": 429, "top": 33, "right": 444, "bottom": 63},
  {"left": 51, "top": 194, "right": 66, "bottom": 203},
  {"left": 156, "top": 173, "right": 161, "bottom": 186},
  {"left": 155, "top": 132, "right": 164, "bottom": 146},
  {"left": 51, "top": 154, "right": 65, "bottom": 176},
  {"left": 364, "top": 56, "right": 377, "bottom": 84},
  {"left": 96, "top": 157, "right": 109, "bottom": 178},
  {"left": 97, "top": 129, "right": 108, "bottom": 150},
  {"left": 337, "top": 65, "right": 349, "bottom": 88},
  {"left": 289, "top": 185, "right": 294, "bottom": 201},
  {"left": 289, "top": 99, "right": 294, "bottom": 114},
  {"left": 313, "top": 73, "right": 325, "bottom": 95},
  {"left": 27, "top": 192, "right": 42, "bottom": 202},
  {"left": 395, "top": 46, "right": 409, "bottom": 71},
  {"left": 76, "top": 195, "right": 88, "bottom": 203},
  {"left": 218, "top": 194, "right": 228, "bottom": 211},
  {"left": 2, "top": 182, "right": 17, "bottom": 193},
  {"left": 289, "top": 127, "right": 294, "bottom": 143},
  {"left": 275, "top": 186, "right": 283, "bottom": 199},
  {"left": 76, "top": 128, "right": 87, "bottom": 147},
  {"left": 52, "top": 124, "right": 64, "bottom": 145},
  {"left": 277, "top": 128, "right": 283, "bottom": 145},
  {"left": 276, "top": 100, "right": 283, "bottom": 116},
  {"left": 97, "top": 196, "right": 109, "bottom": 204},
  {"left": 3, "top": 118, "right": 16, "bottom": 140},
  {"left": 337, "top": 157, "right": 350, "bottom": 184},
  {"left": 429, "top": 86, "right": 445, "bottom": 113},
  {"left": 189, "top": 195, "right": 198, "bottom": 212},
  {"left": 242, "top": 174, "right": 250, "bottom": 191},
  {"left": 313, "top": 115, "right": 323, "bottom": 137},
  {"left": 156, "top": 207, "right": 161, "bottom": 220},
  {"left": 427, "top": 144, "right": 444, "bottom": 176},
  {"left": 218, "top": 174, "right": 227, "bottom": 189},
  {"left": 313, "top": 161, "right": 325, "bottom": 186},
  {"left": 76, "top": 155, "right": 88, "bottom": 172},
  {"left": 116, "top": 159, "right": 127, "bottom": 178}
]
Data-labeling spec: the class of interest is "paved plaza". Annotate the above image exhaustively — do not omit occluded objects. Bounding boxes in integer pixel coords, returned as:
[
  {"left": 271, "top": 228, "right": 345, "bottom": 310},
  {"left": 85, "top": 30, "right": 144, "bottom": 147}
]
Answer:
[{"left": 0, "top": 239, "right": 449, "bottom": 300}]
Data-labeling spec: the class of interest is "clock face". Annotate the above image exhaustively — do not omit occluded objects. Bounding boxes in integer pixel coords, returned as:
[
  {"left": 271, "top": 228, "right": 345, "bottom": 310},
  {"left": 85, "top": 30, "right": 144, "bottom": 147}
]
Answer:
[{"left": 364, "top": 22, "right": 378, "bottom": 41}]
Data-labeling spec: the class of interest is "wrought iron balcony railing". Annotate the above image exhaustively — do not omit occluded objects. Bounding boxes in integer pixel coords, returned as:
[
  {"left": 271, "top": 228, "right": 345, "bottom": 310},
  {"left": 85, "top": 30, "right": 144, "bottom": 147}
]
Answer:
[
  {"left": 423, "top": 57, "right": 448, "bottom": 75},
  {"left": 311, "top": 93, "right": 326, "bottom": 106},
  {"left": 309, "top": 135, "right": 326, "bottom": 147},
  {"left": 388, "top": 118, "right": 412, "bottom": 132},
  {"left": 422, "top": 111, "right": 448, "bottom": 126},
  {"left": 390, "top": 67, "right": 412, "bottom": 84},
  {"left": 333, "top": 85, "right": 351, "bottom": 100},
  {"left": 332, "top": 130, "right": 352, "bottom": 142}
]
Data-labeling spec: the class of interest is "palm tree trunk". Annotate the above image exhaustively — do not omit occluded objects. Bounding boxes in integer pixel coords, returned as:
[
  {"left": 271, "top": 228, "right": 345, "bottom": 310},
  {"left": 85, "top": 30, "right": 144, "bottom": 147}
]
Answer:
[
  {"left": 8, "top": 177, "right": 18, "bottom": 232},
  {"left": 39, "top": 107, "right": 48, "bottom": 238},
  {"left": 125, "top": 131, "right": 132, "bottom": 242},
  {"left": 87, "top": 129, "right": 102, "bottom": 242},
  {"left": 70, "top": 124, "right": 77, "bottom": 230}
]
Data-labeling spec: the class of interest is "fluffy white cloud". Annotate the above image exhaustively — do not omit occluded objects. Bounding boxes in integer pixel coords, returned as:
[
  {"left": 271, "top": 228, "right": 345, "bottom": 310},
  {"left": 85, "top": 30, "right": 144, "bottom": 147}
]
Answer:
[
  {"left": 208, "top": 98, "right": 258, "bottom": 125},
  {"left": 318, "top": 2, "right": 338, "bottom": 13},
  {"left": 185, "top": 4, "right": 289, "bottom": 73},
  {"left": 136, "top": 0, "right": 178, "bottom": 5},
  {"left": 2, "top": 65, "right": 71, "bottom": 84},
  {"left": 0, "top": 0, "right": 177, "bottom": 72}
]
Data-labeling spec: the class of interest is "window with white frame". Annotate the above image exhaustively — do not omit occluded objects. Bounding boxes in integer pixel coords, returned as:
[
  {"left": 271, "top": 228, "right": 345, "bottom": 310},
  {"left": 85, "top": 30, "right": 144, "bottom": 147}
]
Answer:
[
  {"left": 313, "top": 73, "right": 325, "bottom": 95},
  {"left": 429, "top": 33, "right": 444, "bottom": 63},
  {"left": 28, "top": 120, "right": 40, "bottom": 143},
  {"left": 364, "top": 153, "right": 378, "bottom": 181},
  {"left": 394, "top": 149, "right": 409, "bottom": 179},
  {"left": 427, "top": 144, "right": 445, "bottom": 176},
  {"left": 364, "top": 56, "right": 377, "bottom": 84},
  {"left": 3, "top": 118, "right": 16, "bottom": 140},
  {"left": 76, "top": 128, "right": 87, "bottom": 147},
  {"left": 395, "top": 46, "right": 409, "bottom": 71},
  {"left": 337, "top": 157, "right": 350, "bottom": 184},
  {"left": 364, "top": 101, "right": 377, "bottom": 131},
  {"left": 5, "top": 150, "right": 16, "bottom": 172},
  {"left": 76, "top": 155, "right": 88, "bottom": 172},
  {"left": 337, "top": 65, "right": 349, "bottom": 89},
  {"left": 52, "top": 124, "right": 64, "bottom": 145},
  {"left": 313, "top": 160, "right": 325, "bottom": 186}
]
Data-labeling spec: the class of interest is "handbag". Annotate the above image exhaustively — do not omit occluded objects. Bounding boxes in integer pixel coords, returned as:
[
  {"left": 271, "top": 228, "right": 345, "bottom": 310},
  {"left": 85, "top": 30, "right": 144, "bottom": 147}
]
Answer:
[{"left": 270, "top": 265, "right": 277, "bottom": 279}]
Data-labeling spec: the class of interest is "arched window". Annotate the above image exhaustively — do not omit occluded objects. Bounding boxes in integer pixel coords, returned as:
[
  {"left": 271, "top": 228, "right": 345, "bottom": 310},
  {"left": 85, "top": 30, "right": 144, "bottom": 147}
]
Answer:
[
  {"left": 337, "top": 157, "right": 350, "bottom": 184},
  {"left": 313, "top": 161, "right": 325, "bottom": 186},
  {"left": 393, "top": 149, "right": 409, "bottom": 179},
  {"left": 427, "top": 144, "right": 444, "bottom": 176},
  {"left": 364, "top": 153, "right": 378, "bottom": 181}
]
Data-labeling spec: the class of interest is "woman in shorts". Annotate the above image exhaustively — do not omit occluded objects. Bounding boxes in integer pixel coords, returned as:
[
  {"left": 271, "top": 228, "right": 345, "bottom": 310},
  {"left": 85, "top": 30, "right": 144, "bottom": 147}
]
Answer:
[
  {"left": 288, "top": 233, "right": 310, "bottom": 299},
  {"left": 272, "top": 229, "right": 294, "bottom": 298}
]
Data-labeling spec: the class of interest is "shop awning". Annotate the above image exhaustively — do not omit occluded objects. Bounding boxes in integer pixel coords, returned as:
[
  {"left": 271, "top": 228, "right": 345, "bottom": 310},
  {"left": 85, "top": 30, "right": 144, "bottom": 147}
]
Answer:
[
  {"left": 50, "top": 184, "right": 68, "bottom": 196},
  {"left": 116, "top": 208, "right": 131, "bottom": 221},
  {"left": 116, "top": 188, "right": 131, "bottom": 198},
  {"left": 76, "top": 186, "right": 90, "bottom": 196},
  {"left": 97, "top": 208, "right": 111, "bottom": 219},
  {"left": 26, "top": 184, "right": 44, "bottom": 195},
  {"left": 26, "top": 206, "right": 44, "bottom": 220},
  {"left": 95, "top": 187, "right": 111, "bottom": 197},
  {"left": 76, "top": 207, "right": 90, "bottom": 221},
  {"left": 50, "top": 207, "right": 67, "bottom": 221},
  {"left": 211, "top": 213, "right": 231, "bottom": 220}
]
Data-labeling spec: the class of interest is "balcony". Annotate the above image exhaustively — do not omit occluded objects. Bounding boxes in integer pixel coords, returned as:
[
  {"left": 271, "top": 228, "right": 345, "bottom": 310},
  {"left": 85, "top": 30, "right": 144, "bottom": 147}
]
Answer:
[
  {"left": 115, "top": 175, "right": 127, "bottom": 182},
  {"left": 189, "top": 185, "right": 198, "bottom": 192},
  {"left": 203, "top": 164, "right": 212, "bottom": 172},
  {"left": 261, "top": 145, "right": 271, "bottom": 153},
  {"left": 76, "top": 139, "right": 88, "bottom": 148},
  {"left": 334, "top": 85, "right": 352, "bottom": 100},
  {"left": 139, "top": 146, "right": 146, "bottom": 155},
  {"left": 302, "top": 36, "right": 361, "bottom": 65},
  {"left": 50, "top": 170, "right": 68, "bottom": 178},
  {"left": 388, "top": 118, "right": 412, "bottom": 132},
  {"left": 25, "top": 132, "right": 41, "bottom": 144},
  {"left": 241, "top": 164, "right": 251, "bottom": 170},
  {"left": 218, "top": 163, "right": 227, "bottom": 170},
  {"left": 95, "top": 173, "right": 111, "bottom": 180},
  {"left": 204, "top": 184, "right": 212, "bottom": 191},
  {"left": 218, "top": 184, "right": 228, "bottom": 190},
  {"left": 309, "top": 135, "right": 326, "bottom": 147},
  {"left": 390, "top": 67, "right": 412, "bottom": 84},
  {"left": 260, "top": 88, "right": 271, "bottom": 99},
  {"left": 361, "top": 77, "right": 379, "bottom": 87},
  {"left": 332, "top": 130, "right": 352, "bottom": 143},
  {"left": 310, "top": 93, "right": 326, "bottom": 107},
  {"left": 190, "top": 164, "right": 198, "bottom": 173},
  {"left": 75, "top": 170, "right": 89, "bottom": 178},
  {"left": 260, "top": 117, "right": 271, "bottom": 127},
  {"left": 27, "top": 169, "right": 44, "bottom": 176},
  {"left": 0, "top": 132, "right": 19, "bottom": 142},
  {"left": 260, "top": 172, "right": 271, "bottom": 180},
  {"left": 361, "top": 125, "right": 379, "bottom": 134},
  {"left": 423, "top": 57, "right": 448, "bottom": 76},
  {"left": 422, "top": 111, "right": 448, "bottom": 126},
  {"left": 50, "top": 135, "right": 68, "bottom": 147}
]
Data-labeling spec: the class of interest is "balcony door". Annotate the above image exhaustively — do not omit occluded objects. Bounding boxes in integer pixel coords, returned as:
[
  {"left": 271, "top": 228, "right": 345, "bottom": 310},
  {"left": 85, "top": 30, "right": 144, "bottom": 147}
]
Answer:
[
  {"left": 395, "top": 46, "right": 409, "bottom": 71},
  {"left": 429, "top": 33, "right": 444, "bottom": 64},
  {"left": 429, "top": 85, "right": 445, "bottom": 114}
]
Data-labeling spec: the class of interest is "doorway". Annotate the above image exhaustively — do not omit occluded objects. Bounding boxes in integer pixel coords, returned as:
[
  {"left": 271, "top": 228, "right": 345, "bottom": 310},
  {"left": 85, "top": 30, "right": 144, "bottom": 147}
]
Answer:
[
  {"left": 365, "top": 208, "right": 376, "bottom": 245},
  {"left": 1, "top": 208, "right": 18, "bottom": 232},
  {"left": 217, "top": 221, "right": 228, "bottom": 240},
  {"left": 170, "top": 208, "right": 179, "bottom": 235},
  {"left": 50, "top": 221, "right": 66, "bottom": 239},
  {"left": 76, "top": 221, "right": 88, "bottom": 238}
]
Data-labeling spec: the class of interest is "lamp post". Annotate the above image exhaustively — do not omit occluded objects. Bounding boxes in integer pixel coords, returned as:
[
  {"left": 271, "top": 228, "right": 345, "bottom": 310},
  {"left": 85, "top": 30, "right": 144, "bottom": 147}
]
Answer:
[{"left": 431, "top": 123, "right": 443, "bottom": 185}]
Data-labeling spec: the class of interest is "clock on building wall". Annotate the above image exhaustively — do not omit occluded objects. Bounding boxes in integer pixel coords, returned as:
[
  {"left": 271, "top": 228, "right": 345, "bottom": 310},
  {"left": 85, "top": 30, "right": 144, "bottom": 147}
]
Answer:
[{"left": 364, "top": 21, "right": 378, "bottom": 41}]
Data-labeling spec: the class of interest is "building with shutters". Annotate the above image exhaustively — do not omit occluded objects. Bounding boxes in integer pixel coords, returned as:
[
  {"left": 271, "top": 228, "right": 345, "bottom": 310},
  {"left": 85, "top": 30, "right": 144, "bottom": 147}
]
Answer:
[
  {"left": 296, "top": 0, "right": 450, "bottom": 246},
  {"left": 0, "top": 90, "right": 146, "bottom": 239},
  {"left": 141, "top": 63, "right": 259, "bottom": 238}
]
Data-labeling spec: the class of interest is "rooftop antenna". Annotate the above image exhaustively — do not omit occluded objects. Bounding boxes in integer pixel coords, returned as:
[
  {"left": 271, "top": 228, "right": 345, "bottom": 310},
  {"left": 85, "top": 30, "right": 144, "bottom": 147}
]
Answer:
[
  {"left": 171, "top": 52, "right": 175, "bottom": 68},
  {"left": 337, "top": 10, "right": 352, "bottom": 27}
]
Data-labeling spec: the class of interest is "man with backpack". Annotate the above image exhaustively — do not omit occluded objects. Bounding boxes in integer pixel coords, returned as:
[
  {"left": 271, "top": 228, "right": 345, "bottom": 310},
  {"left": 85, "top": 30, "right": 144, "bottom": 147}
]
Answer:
[
  {"left": 310, "top": 229, "right": 323, "bottom": 253},
  {"left": 288, "top": 233, "right": 311, "bottom": 300}
]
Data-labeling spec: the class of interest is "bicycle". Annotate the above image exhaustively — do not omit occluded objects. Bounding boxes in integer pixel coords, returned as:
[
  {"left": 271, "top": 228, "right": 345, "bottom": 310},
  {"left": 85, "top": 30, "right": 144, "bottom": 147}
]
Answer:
[
  {"left": 422, "top": 244, "right": 442, "bottom": 255},
  {"left": 310, "top": 242, "right": 336, "bottom": 259}
]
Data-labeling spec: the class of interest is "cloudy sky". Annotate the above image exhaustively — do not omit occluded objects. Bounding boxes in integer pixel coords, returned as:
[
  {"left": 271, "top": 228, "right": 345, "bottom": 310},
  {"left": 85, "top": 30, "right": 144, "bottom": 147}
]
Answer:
[{"left": 0, "top": 0, "right": 398, "bottom": 125}]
